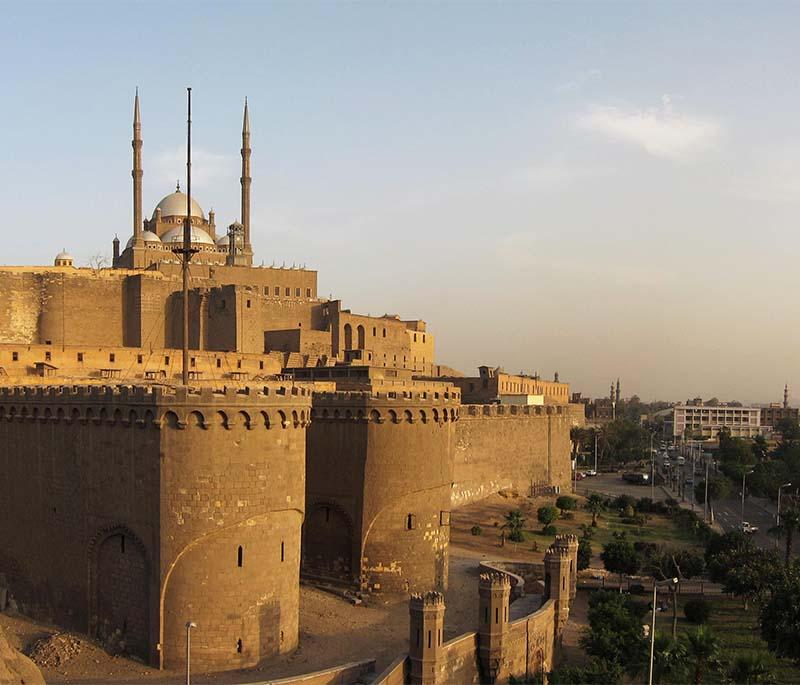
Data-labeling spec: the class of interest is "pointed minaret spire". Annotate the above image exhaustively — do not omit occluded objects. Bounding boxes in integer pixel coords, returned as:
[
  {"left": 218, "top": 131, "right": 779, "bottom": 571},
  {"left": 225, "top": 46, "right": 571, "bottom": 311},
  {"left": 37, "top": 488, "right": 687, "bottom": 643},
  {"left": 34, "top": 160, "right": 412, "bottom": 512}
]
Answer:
[
  {"left": 132, "top": 88, "right": 143, "bottom": 242},
  {"left": 784, "top": 383, "right": 789, "bottom": 409},
  {"left": 240, "top": 97, "right": 252, "bottom": 264}
]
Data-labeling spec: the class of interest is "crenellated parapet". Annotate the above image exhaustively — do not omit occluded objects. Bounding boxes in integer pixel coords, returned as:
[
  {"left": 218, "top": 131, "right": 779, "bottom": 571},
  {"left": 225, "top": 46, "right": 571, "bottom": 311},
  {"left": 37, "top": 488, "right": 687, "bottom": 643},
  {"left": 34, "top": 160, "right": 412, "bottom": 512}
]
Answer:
[
  {"left": 461, "top": 403, "right": 569, "bottom": 418},
  {"left": 311, "top": 389, "right": 460, "bottom": 425},
  {"left": 0, "top": 382, "right": 313, "bottom": 429}
]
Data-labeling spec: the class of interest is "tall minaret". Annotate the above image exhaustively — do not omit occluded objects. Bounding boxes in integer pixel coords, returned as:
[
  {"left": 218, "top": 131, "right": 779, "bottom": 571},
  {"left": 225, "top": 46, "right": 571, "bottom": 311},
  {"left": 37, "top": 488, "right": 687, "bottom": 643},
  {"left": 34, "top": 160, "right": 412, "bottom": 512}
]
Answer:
[
  {"left": 132, "top": 88, "right": 143, "bottom": 242},
  {"left": 240, "top": 97, "right": 252, "bottom": 262},
  {"left": 784, "top": 383, "right": 789, "bottom": 409},
  {"left": 615, "top": 378, "right": 621, "bottom": 404}
]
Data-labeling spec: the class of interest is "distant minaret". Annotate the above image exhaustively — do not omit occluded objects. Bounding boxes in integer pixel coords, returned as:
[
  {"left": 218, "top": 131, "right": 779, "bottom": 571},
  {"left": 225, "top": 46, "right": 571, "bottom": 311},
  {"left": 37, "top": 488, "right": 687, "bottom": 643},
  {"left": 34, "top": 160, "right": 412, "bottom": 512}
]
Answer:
[
  {"left": 616, "top": 378, "right": 621, "bottom": 404},
  {"left": 240, "top": 98, "right": 252, "bottom": 263},
  {"left": 132, "top": 88, "right": 143, "bottom": 242},
  {"left": 610, "top": 382, "right": 614, "bottom": 402},
  {"left": 784, "top": 383, "right": 789, "bottom": 409}
]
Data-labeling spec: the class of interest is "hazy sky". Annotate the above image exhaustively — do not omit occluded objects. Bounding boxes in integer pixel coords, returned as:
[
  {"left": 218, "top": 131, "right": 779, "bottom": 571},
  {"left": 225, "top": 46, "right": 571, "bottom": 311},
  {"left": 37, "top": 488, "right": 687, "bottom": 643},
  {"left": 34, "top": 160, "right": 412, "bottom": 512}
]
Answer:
[{"left": 2, "top": 1, "right": 799, "bottom": 404}]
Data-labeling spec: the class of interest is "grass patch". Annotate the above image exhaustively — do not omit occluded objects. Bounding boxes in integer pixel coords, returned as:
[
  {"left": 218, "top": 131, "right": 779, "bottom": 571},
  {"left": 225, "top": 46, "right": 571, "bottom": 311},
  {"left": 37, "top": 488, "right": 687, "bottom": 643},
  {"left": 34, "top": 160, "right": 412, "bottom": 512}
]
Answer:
[{"left": 665, "top": 596, "right": 800, "bottom": 684}]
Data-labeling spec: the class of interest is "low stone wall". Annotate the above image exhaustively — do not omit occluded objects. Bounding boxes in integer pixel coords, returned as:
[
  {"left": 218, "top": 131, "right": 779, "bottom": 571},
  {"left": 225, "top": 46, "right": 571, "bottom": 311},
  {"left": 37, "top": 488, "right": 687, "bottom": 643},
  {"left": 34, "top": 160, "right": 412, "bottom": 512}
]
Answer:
[
  {"left": 256, "top": 659, "right": 375, "bottom": 685},
  {"left": 372, "top": 655, "right": 409, "bottom": 685},
  {"left": 437, "top": 632, "right": 480, "bottom": 684}
]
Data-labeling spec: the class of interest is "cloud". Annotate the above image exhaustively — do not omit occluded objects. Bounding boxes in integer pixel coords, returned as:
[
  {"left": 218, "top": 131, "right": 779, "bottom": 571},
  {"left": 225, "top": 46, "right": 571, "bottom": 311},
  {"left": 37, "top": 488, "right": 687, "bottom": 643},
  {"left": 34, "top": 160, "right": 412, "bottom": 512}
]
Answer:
[
  {"left": 152, "top": 146, "right": 238, "bottom": 191},
  {"left": 575, "top": 95, "right": 721, "bottom": 160},
  {"left": 556, "top": 69, "right": 602, "bottom": 93}
]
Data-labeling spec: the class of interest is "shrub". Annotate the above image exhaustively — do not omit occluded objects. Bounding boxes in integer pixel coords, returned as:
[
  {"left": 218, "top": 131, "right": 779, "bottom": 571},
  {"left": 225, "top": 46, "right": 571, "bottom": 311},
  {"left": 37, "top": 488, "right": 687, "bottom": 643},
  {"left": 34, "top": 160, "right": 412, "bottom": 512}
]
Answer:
[
  {"left": 537, "top": 505, "right": 559, "bottom": 526},
  {"left": 683, "top": 598, "right": 712, "bottom": 624},
  {"left": 613, "top": 494, "right": 637, "bottom": 512},
  {"left": 508, "top": 529, "right": 525, "bottom": 543},
  {"left": 542, "top": 524, "right": 558, "bottom": 536},
  {"left": 470, "top": 525, "right": 482, "bottom": 536},
  {"left": 556, "top": 495, "right": 578, "bottom": 515}
]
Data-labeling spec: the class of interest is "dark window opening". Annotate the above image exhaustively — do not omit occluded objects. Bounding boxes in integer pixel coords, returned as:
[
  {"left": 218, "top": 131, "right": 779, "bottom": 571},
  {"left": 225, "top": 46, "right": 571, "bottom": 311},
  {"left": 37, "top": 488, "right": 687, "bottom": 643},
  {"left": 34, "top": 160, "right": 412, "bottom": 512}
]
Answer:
[
  {"left": 427, "top": 630, "right": 432, "bottom": 649},
  {"left": 12, "top": 352, "right": 18, "bottom": 361},
  {"left": 295, "top": 287, "right": 301, "bottom": 297},
  {"left": 216, "top": 359, "right": 221, "bottom": 368},
  {"left": 237, "top": 545, "right": 243, "bottom": 567},
  {"left": 495, "top": 607, "right": 499, "bottom": 624},
  {"left": 45, "top": 351, "right": 51, "bottom": 361},
  {"left": 236, "top": 638, "right": 242, "bottom": 653},
  {"left": 45, "top": 340, "right": 52, "bottom": 345},
  {"left": 259, "top": 361, "right": 264, "bottom": 370},
  {"left": 164, "top": 356, "right": 170, "bottom": 366},
  {"left": 190, "top": 357, "right": 196, "bottom": 367},
  {"left": 306, "top": 288, "right": 311, "bottom": 297},
  {"left": 274, "top": 286, "right": 280, "bottom": 296},
  {"left": 109, "top": 353, "right": 115, "bottom": 362},
  {"left": 137, "top": 354, "right": 143, "bottom": 364},
  {"left": 246, "top": 299, "right": 251, "bottom": 308},
  {"left": 77, "top": 352, "right": 84, "bottom": 362},
  {"left": 281, "top": 541, "right": 285, "bottom": 562},
  {"left": 406, "top": 513, "right": 416, "bottom": 530},
  {"left": 237, "top": 359, "right": 242, "bottom": 369},
  {"left": 285, "top": 287, "right": 290, "bottom": 296}
]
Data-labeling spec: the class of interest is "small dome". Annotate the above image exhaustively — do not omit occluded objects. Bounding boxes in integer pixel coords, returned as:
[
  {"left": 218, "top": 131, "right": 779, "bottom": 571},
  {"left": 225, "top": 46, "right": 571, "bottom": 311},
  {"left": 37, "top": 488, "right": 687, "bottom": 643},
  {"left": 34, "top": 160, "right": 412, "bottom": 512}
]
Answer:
[
  {"left": 55, "top": 250, "right": 72, "bottom": 261},
  {"left": 153, "top": 190, "right": 205, "bottom": 220},
  {"left": 216, "top": 234, "right": 230, "bottom": 246},
  {"left": 125, "top": 231, "right": 162, "bottom": 250},
  {"left": 160, "top": 226, "right": 215, "bottom": 246}
]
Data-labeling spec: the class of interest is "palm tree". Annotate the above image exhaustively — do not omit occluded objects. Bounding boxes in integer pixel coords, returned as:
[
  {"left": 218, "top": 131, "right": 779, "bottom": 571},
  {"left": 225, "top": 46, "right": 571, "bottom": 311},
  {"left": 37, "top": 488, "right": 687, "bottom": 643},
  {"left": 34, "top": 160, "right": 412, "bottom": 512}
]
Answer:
[
  {"left": 777, "top": 506, "right": 800, "bottom": 566},
  {"left": 586, "top": 493, "right": 606, "bottom": 527},
  {"left": 650, "top": 633, "right": 688, "bottom": 684},
  {"left": 729, "top": 651, "right": 775, "bottom": 685},
  {"left": 682, "top": 626, "right": 722, "bottom": 685},
  {"left": 503, "top": 509, "right": 526, "bottom": 542}
]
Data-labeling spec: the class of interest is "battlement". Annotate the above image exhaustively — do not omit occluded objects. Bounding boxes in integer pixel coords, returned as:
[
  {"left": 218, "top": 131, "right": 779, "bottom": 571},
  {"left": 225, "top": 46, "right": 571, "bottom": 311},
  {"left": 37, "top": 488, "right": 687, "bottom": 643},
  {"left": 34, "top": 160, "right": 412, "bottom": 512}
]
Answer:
[
  {"left": 479, "top": 572, "right": 511, "bottom": 589},
  {"left": 409, "top": 591, "right": 445, "bottom": 608},
  {"left": 544, "top": 545, "right": 571, "bottom": 560},
  {"left": 461, "top": 403, "right": 568, "bottom": 418},
  {"left": 313, "top": 389, "right": 460, "bottom": 404},
  {"left": 0, "top": 382, "right": 313, "bottom": 405},
  {"left": 553, "top": 534, "right": 579, "bottom": 547}
]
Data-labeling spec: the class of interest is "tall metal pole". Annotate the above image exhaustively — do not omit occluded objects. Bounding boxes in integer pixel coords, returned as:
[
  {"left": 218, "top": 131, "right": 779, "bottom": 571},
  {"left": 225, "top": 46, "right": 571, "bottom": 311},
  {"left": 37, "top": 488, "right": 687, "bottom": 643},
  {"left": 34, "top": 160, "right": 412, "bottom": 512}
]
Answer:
[
  {"left": 650, "top": 432, "right": 655, "bottom": 500},
  {"left": 185, "top": 621, "right": 196, "bottom": 685},
  {"left": 704, "top": 458, "right": 709, "bottom": 522},
  {"left": 741, "top": 470, "right": 746, "bottom": 525},
  {"left": 594, "top": 431, "right": 598, "bottom": 473},
  {"left": 648, "top": 581, "right": 657, "bottom": 685},
  {"left": 182, "top": 87, "right": 192, "bottom": 386}
]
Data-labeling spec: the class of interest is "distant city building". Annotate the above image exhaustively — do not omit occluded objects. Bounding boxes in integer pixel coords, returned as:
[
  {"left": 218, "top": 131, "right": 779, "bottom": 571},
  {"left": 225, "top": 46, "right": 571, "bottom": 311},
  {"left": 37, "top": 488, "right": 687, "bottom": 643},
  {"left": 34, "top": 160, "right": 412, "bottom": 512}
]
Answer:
[
  {"left": 671, "top": 400, "right": 762, "bottom": 439},
  {"left": 760, "top": 384, "right": 799, "bottom": 428},
  {"left": 440, "top": 366, "right": 570, "bottom": 405}
]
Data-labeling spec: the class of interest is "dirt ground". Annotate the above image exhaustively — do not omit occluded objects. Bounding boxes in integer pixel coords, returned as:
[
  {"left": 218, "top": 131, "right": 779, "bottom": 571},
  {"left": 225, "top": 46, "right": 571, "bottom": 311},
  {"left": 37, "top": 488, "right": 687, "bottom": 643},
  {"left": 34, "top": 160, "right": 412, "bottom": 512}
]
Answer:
[{"left": 0, "top": 493, "right": 589, "bottom": 684}]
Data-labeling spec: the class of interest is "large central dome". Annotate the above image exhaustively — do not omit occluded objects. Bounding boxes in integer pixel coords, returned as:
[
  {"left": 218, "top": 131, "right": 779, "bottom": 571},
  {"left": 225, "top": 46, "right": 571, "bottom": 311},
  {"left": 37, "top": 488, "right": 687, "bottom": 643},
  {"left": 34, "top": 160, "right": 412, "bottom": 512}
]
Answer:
[{"left": 153, "top": 190, "right": 205, "bottom": 220}]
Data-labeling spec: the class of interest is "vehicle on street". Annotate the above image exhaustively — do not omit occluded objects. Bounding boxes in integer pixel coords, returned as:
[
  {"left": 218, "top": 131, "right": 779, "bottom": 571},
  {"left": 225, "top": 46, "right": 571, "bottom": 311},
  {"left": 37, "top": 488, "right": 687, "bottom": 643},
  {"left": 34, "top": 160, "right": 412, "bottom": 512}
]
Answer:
[
  {"left": 739, "top": 522, "right": 758, "bottom": 534},
  {"left": 585, "top": 470, "right": 597, "bottom": 477},
  {"left": 623, "top": 472, "right": 650, "bottom": 485}
]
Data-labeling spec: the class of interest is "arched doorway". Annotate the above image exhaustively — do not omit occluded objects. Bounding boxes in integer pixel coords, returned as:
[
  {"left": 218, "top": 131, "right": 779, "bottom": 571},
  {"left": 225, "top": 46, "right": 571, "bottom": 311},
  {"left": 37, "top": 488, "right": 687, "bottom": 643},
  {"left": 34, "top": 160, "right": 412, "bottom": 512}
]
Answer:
[
  {"left": 302, "top": 503, "right": 355, "bottom": 584},
  {"left": 92, "top": 530, "right": 149, "bottom": 658}
]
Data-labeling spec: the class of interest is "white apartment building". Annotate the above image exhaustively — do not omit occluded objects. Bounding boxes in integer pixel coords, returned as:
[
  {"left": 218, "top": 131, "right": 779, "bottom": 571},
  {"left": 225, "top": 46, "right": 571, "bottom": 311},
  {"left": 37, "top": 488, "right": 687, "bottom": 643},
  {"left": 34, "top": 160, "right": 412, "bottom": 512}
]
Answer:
[{"left": 672, "top": 403, "right": 762, "bottom": 439}]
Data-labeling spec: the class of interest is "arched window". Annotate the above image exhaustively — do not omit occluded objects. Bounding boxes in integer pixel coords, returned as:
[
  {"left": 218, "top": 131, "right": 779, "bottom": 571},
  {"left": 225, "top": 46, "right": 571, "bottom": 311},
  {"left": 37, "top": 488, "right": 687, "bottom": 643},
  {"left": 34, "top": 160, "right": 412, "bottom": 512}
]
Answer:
[
  {"left": 357, "top": 325, "right": 365, "bottom": 350},
  {"left": 343, "top": 323, "right": 353, "bottom": 350},
  {"left": 237, "top": 545, "right": 243, "bottom": 567}
]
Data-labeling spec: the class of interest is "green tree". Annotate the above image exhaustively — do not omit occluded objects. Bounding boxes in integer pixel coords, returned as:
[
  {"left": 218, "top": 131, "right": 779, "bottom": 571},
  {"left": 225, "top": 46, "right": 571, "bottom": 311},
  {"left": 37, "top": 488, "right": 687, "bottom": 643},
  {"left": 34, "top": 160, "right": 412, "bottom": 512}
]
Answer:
[
  {"left": 549, "top": 659, "right": 623, "bottom": 685},
  {"left": 601, "top": 533, "right": 640, "bottom": 591},
  {"left": 580, "top": 591, "right": 647, "bottom": 673},
  {"left": 503, "top": 509, "right": 526, "bottom": 543},
  {"left": 681, "top": 626, "right": 723, "bottom": 685},
  {"left": 694, "top": 477, "right": 730, "bottom": 519},
  {"left": 776, "top": 506, "right": 800, "bottom": 566},
  {"left": 728, "top": 651, "right": 776, "bottom": 685},
  {"left": 650, "top": 633, "right": 688, "bottom": 685},
  {"left": 586, "top": 493, "right": 606, "bottom": 527},
  {"left": 536, "top": 505, "right": 558, "bottom": 529},
  {"left": 577, "top": 538, "right": 592, "bottom": 571},
  {"left": 752, "top": 435, "right": 769, "bottom": 462},
  {"left": 760, "top": 562, "right": 800, "bottom": 662},
  {"left": 555, "top": 495, "right": 577, "bottom": 516}
]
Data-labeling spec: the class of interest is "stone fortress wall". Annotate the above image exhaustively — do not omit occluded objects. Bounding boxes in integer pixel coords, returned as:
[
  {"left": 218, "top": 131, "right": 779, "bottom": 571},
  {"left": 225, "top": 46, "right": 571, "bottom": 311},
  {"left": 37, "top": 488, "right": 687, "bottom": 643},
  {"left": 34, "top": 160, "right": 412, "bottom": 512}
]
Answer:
[{"left": 0, "top": 383, "right": 312, "bottom": 672}]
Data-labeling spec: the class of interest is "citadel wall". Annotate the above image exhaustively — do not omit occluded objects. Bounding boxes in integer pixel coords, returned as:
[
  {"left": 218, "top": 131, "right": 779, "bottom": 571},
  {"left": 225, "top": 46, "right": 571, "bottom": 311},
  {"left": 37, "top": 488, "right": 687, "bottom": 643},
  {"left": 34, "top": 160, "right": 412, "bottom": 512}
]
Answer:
[
  {"left": 304, "top": 390, "right": 460, "bottom": 594},
  {"left": 451, "top": 404, "right": 583, "bottom": 507},
  {"left": 0, "top": 383, "right": 312, "bottom": 672}
]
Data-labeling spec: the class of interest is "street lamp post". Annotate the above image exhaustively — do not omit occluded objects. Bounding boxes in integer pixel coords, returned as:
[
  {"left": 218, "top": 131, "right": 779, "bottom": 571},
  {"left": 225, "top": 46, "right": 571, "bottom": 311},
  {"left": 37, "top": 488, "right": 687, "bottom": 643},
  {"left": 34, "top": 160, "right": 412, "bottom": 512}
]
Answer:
[
  {"left": 778, "top": 482, "right": 792, "bottom": 527},
  {"left": 185, "top": 621, "right": 197, "bottom": 685},
  {"left": 704, "top": 457, "right": 710, "bottom": 523},
  {"left": 594, "top": 430, "right": 598, "bottom": 474},
  {"left": 650, "top": 432, "right": 655, "bottom": 500},
  {"left": 648, "top": 577, "right": 679, "bottom": 685},
  {"left": 741, "top": 469, "right": 754, "bottom": 525}
]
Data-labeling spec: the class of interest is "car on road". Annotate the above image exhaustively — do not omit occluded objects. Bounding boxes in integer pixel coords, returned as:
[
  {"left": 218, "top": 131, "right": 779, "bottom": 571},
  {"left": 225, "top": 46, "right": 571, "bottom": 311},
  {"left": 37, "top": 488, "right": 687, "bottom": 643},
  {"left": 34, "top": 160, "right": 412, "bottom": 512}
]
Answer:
[
  {"left": 585, "top": 470, "right": 597, "bottom": 477},
  {"left": 739, "top": 522, "right": 759, "bottom": 534}
]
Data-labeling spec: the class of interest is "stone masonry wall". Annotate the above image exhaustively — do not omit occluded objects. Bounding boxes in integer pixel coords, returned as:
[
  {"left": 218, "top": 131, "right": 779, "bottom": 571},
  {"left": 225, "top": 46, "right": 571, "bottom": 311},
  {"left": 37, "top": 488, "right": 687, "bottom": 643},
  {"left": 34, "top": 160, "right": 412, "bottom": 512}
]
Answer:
[{"left": 451, "top": 404, "right": 583, "bottom": 508}]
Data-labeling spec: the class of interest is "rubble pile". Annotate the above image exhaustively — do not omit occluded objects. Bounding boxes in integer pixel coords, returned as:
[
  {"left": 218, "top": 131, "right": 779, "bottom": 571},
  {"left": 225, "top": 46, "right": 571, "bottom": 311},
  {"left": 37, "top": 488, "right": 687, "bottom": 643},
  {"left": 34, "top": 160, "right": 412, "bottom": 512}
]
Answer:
[{"left": 27, "top": 632, "right": 83, "bottom": 668}]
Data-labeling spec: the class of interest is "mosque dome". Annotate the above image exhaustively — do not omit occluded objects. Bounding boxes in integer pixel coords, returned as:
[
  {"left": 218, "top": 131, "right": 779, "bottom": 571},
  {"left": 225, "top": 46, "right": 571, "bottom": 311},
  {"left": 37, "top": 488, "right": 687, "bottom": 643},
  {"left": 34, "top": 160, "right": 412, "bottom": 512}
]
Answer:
[
  {"left": 152, "top": 188, "right": 205, "bottom": 220},
  {"left": 216, "top": 234, "right": 230, "bottom": 247},
  {"left": 125, "top": 231, "right": 162, "bottom": 250},
  {"left": 54, "top": 250, "right": 74, "bottom": 267},
  {"left": 160, "top": 226, "right": 215, "bottom": 246}
]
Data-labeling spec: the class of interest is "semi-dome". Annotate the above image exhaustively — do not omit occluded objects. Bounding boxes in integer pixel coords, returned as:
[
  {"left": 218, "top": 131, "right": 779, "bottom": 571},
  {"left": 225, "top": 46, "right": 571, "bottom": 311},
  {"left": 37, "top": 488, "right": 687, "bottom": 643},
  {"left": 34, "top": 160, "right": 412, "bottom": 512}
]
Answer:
[
  {"left": 125, "top": 231, "right": 162, "bottom": 250},
  {"left": 153, "top": 190, "right": 205, "bottom": 220},
  {"left": 160, "top": 226, "right": 215, "bottom": 246}
]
